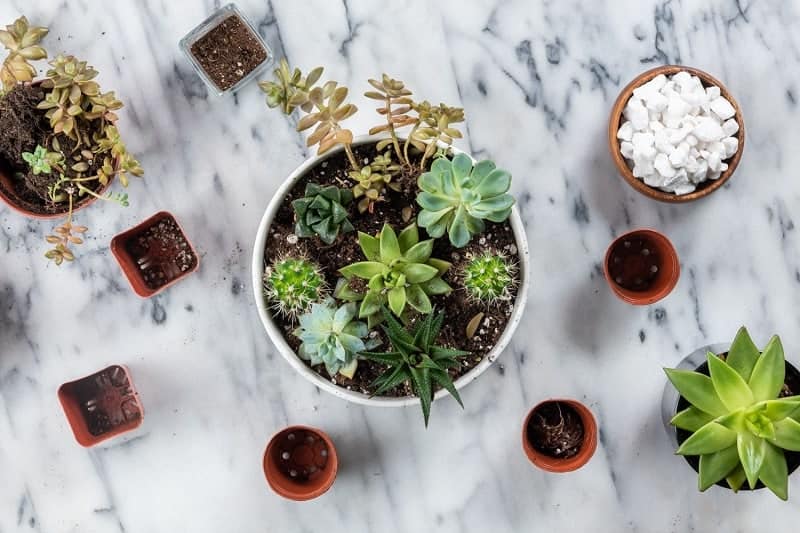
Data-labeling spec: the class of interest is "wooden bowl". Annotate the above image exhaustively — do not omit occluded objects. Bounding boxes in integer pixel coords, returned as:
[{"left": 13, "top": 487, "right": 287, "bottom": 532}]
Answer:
[{"left": 608, "top": 65, "right": 745, "bottom": 203}]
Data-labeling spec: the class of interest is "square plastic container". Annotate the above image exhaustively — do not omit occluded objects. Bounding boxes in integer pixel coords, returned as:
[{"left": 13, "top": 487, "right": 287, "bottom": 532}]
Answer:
[{"left": 179, "top": 3, "right": 273, "bottom": 95}]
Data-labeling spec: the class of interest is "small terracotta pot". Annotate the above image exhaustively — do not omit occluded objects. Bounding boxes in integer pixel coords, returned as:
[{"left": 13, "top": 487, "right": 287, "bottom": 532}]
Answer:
[
  {"left": 58, "top": 365, "right": 144, "bottom": 447},
  {"left": 110, "top": 211, "right": 200, "bottom": 298},
  {"left": 604, "top": 228, "right": 680, "bottom": 305},
  {"left": 0, "top": 82, "right": 116, "bottom": 219},
  {"left": 608, "top": 65, "right": 745, "bottom": 203},
  {"left": 263, "top": 426, "right": 338, "bottom": 500},
  {"left": 522, "top": 399, "right": 597, "bottom": 473}
]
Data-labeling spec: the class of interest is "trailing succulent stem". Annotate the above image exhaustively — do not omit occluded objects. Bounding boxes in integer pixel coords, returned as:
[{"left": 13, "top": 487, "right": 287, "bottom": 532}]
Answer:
[
  {"left": 336, "top": 223, "right": 452, "bottom": 327},
  {"left": 293, "top": 298, "right": 379, "bottom": 378},
  {"left": 359, "top": 307, "right": 469, "bottom": 426},
  {"left": 365, "top": 74, "right": 415, "bottom": 163},
  {"left": 417, "top": 153, "right": 514, "bottom": 248},
  {"left": 665, "top": 327, "right": 800, "bottom": 500},
  {"left": 292, "top": 183, "right": 354, "bottom": 245},
  {"left": 0, "top": 16, "right": 47, "bottom": 94},
  {"left": 462, "top": 252, "right": 518, "bottom": 303},
  {"left": 263, "top": 256, "right": 327, "bottom": 319}
]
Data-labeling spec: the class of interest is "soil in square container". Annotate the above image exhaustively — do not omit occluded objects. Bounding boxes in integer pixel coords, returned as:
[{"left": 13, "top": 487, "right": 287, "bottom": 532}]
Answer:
[
  {"left": 189, "top": 14, "right": 267, "bottom": 91},
  {"left": 58, "top": 365, "right": 143, "bottom": 446}
]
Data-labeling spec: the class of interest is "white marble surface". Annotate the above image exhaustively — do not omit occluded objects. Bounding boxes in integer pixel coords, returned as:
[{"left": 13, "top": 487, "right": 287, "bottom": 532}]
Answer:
[{"left": 2, "top": 0, "right": 800, "bottom": 531}]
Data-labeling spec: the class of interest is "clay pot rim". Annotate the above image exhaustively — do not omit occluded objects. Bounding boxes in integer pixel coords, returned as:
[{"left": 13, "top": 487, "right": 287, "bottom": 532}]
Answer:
[
  {"left": 0, "top": 80, "right": 118, "bottom": 219},
  {"left": 522, "top": 398, "right": 598, "bottom": 473},
  {"left": 110, "top": 210, "right": 200, "bottom": 298},
  {"left": 263, "top": 425, "right": 338, "bottom": 501},
  {"left": 603, "top": 228, "right": 680, "bottom": 306},
  {"left": 57, "top": 364, "right": 144, "bottom": 447},
  {"left": 608, "top": 65, "right": 745, "bottom": 203}
]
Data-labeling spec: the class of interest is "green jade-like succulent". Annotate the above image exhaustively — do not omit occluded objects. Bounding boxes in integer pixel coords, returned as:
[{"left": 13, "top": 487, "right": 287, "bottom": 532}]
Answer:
[
  {"left": 417, "top": 153, "right": 514, "bottom": 248},
  {"left": 665, "top": 327, "right": 800, "bottom": 500},
  {"left": 292, "top": 183, "right": 354, "bottom": 245},
  {"left": 22, "top": 145, "right": 62, "bottom": 175},
  {"left": 462, "top": 252, "right": 518, "bottom": 303},
  {"left": 263, "top": 256, "right": 326, "bottom": 318},
  {"left": 360, "top": 307, "right": 469, "bottom": 426},
  {"left": 293, "top": 298, "right": 379, "bottom": 379},
  {"left": 336, "top": 223, "right": 452, "bottom": 327}
]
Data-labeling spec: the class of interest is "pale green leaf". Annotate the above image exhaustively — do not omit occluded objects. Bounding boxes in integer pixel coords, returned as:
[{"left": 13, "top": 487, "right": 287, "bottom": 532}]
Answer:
[
  {"left": 749, "top": 335, "right": 785, "bottom": 401},
  {"left": 707, "top": 352, "right": 753, "bottom": 411}
]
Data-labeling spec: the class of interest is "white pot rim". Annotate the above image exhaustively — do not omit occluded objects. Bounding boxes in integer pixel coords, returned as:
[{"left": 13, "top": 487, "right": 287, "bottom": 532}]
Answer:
[{"left": 251, "top": 135, "right": 530, "bottom": 407}]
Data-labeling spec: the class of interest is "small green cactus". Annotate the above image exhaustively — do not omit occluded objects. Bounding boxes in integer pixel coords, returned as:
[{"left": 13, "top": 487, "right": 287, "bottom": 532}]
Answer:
[
  {"left": 292, "top": 183, "right": 354, "bottom": 244},
  {"left": 264, "top": 256, "right": 326, "bottom": 318},
  {"left": 293, "top": 298, "right": 379, "bottom": 378},
  {"left": 462, "top": 252, "right": 518, "bottom": 303}
]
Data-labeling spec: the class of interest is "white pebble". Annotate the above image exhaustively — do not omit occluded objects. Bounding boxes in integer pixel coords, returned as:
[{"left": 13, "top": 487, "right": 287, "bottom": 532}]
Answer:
[
  {"left": 654, "top": 153, "right": 676, "bottom": 178},
  {"left": 722, "top": 119, "right": 739, "bottom": 136},
  {"left": 693, "top": 117, "right": 724, "bottom": 142},
  {"left": 617, "top": 121, "right": 634, "bottom": 142},
  {"left": 709, "top": 97, "right": 736, "bottom": 120},
  {"left": 722, "top": 137, "right": 739, "bottom": 159},
  {"left": 620, "top": 141, "right": 634, "bottom": 159}
]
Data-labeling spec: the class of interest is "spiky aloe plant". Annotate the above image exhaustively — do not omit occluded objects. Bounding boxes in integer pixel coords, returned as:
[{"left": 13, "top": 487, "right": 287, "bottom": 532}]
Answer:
[
  {"left": 292, "top": 183, "right": 354, "bottom": 245},
  {"left": 462, "top": 252, "right": 518, "bottom": 303},
  {"left": 293, "top": 298, "right": 379, "bottom": 378},
  {"left": 665, "top": 327, "right": 800, "bottom": 500},
  {"left": 336, "top": 223, "right": 452, "bottom": 327},
  {"left": 263, "top": 256, "right": 326, "bottom": 318},
  {"left": 417, "top": 153, "right": 514, "bottom": 248},
  {"left": 360, "top": 307, "right": 469, "bottom": 426}
]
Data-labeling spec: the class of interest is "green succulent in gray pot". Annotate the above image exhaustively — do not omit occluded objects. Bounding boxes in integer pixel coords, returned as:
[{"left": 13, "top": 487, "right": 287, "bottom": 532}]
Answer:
[
  {"left": 416, "top": 153, "right": 514, "bottom": 248},
  {"left": 292, "top": 183, "right": 354, "bottom": 244},
  {"left": 664, "top": 327, "right": 800, "bottom": 500}
]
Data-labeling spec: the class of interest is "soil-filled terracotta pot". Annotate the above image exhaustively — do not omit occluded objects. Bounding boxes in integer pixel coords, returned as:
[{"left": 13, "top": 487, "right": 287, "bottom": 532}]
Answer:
[
  {"left": 522, "top": 399, "right": 597, "bottom": 472},
  {"left": 111, "top": 211, "right": 200, "bottom": 298},
  {"left": 604, "top": 228, "right": 679, "bottom": 305},
  {"left": 58, "top": 365, "right": 144, "bottom": 447},
  {"left": 608, "top": 65, "right": 745, "bottom": 203},
  {"left": 0, "top": 82, "right": 116, "bottom": 219},
  {"left": 263, "top": 425, "right": 338, "bottom": 501},
  {"left": 251, "top": 135, "right": 530, "bottom": 408},
  {"left": 661, "top": 343, "right": 800, "bottom": 491}
]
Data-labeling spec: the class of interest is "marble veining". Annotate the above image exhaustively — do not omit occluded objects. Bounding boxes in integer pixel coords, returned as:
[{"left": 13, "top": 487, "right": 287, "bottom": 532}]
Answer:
[{"left": 2, "top": 0, "right": 800, "bottom": 531}]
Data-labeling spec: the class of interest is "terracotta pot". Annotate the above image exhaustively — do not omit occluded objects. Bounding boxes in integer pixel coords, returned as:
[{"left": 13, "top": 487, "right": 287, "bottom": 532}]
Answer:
[
  {"left": 604, "top": 228, "right": 680, "bottom": 305},
  {"left": 251, "top": 135, "right": 531, "bottom": 408},
  {"left": 58, "top": 365, "right": 144, "bottom": 447},
  {"left": 110, "top": 211, "right": 200, "bottom": 298},
  {"left": 0, "top": 81, "right": 116, "bottom": 219},
  {"left": 522, "top": 399, "right": 597, "bottom": 473},
  {"left": 608, "top": 65, "right": 745, "bottom": 203},
  {"left": 661, "top": 343, "right": 800, "bottom": 490},
  {"left": 263, "top": 426, "right": 338, "bottom": 501}
]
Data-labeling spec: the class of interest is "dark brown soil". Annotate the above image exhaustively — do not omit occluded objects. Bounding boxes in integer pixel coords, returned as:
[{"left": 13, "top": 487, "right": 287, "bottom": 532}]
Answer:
[
  {"left": 123, "top": 215, "right": 198, "bottom": 290},
  {"left": 190, "top": 14, "right": 268, "bottom": 91},
  {"left": 526, "top": 401, "right": 585, "bottom": 458},
  {"left": 608, "top": 235, "right": 660, "bottom": 291},
  {"left": 72, "top": 366, "right": 141, "bottom": 436},
  {"left": 270, "top": 429, "right": 331, "bottom": 483},
  {"left": 263, "top": 143, "right": 521, "bottom": 397},
  {"left": 676, "top": 358, "right": 800, "bottom": 490},
  {"left": 0, "top": 83, "right": 106, "bottom": 214}
]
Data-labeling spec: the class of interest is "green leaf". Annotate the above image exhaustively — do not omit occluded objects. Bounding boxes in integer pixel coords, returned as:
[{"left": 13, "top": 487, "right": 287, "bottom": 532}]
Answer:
[
  {"left": 726, "top": 327, "right": 760, "bottom": 381},
  {"left": 676, "top": 423, "right": 737, "bottom": 455},
  {"left": 339, "top": 261, "right": 387, "bottom": 280},
  {"left": 333, "top": 279, "right": 362, "bottom": 301},
  {"left": 671, "top": 406, "right": 715, "bottom": 432},
  {"left": 664, "top": 368, "right": 727, "bottom": 417},
  {"left": 417, "top": 191, "right": 454, "bottom": 211},
  {"left": 409, "top": 367, "right": 432, "bottom": 427},
  {"left": 450, "top": 153, "right": 473, "bottom": 182},
  {"left": 738, "top": 432, "right": 766, "bottom": 489},
  {"left": 473, "top": 168, "right": 512, "bottom": 198},
  {"left": 698, "top": 446, "right": 740, "bottom": 491},
  {"left": 406, "top": 284, "right": 432, "bottom": 314},
  {"left": 404, "top": 240, "right": 434, "bottom": 263},
  {"left": 431, "top": 369, "right": 463, "bottom": 408},
  {"left": 358, "top": 232, "right": 380, "bottom": 261},
  {"left": 745, "top": 412, "right": 776, "bottom": 440},
  {"left": 360, "top": 351, "right": 402, "bottom": 365},
  {"left": 470, "top": 159, "right": 496, "bottom": 181},
  {"left": 448, "top": 205, "right": 471, "bottom": 248},
  {"left": 359, "top": 290, "right": 383, "bottom": 318},
  {"left": 726, "top": 465, "right": 747, "bottom": 492},
  {"left": 770, "top": 418, "right": 800, "bottom": 451},
  {"left": 763, "top": 397, "right": 800, "bottom": 421},
  {"left": 420, "top": 277, "right": 452, "bottom": 295},
  {"left": 379, "top": 224, "right": 401, "bottom": 263},
  {"left": 417, "top": 208, "right": 452, "bottom": 234},
  {"left": 397, "top": 223, "right": 419, "bottom": 252},
  {"left": 707, "top": 352, "right": 754, "bottom": 411},
  {"left": 426, "top": 258, "right": 452, "bottom": 276},
  {"left": 759, "top": 441, "right": 789, "bottom": 500},
  {"left": 402, "top": 263, "right": 438, "bottom": 284},
  {"left": 371, "top": 364, "right": 409, "bottom": 397},
  {"left": 388, "top": 286, "right": 407, "bottom": 316},
  {"left": 749, "top": 335, "right": 785, "bottom": 401}
]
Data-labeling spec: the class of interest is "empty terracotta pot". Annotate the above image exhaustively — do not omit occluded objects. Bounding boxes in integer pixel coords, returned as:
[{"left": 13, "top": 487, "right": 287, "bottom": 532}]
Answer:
[
  {"left": 110, "top": 211, "right": 199, "bottom": 298},
  {"left": 522, "top": 399, "right": 597, "bottom": 473},
  {"left": 604, "top": 228, "right": 680, "bottom": 305},
  {"left": 263, "top": 426, "right": 338, "bottom": 500},
  {"left": 58, "top": 365, "right": 144, "bottom": 447}
]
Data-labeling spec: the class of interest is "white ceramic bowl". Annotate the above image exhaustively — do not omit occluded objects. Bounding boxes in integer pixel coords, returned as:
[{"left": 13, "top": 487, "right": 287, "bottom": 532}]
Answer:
[{"left": 251, "top": 135, "right": 530, "bottom": 407}]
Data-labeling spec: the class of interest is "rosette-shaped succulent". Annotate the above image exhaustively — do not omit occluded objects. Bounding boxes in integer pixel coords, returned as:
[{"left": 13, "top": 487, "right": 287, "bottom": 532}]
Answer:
[
  {"left": 665, "top": 327, "right": 800, "bottom": 500},
  {"left": 292, "top": 183, "right": 354, "bottom": 244},
  {"left": 336, "top": 223, "right": 451, "bottom": 326},
  {"left": 348, "top": 151, "right": 401, "bottom": 213},
  {"left": 263, "top": 256, "right": 326, "bottom": 318},
  {"left": 0, "top": 16, "right": 47, "bottom": 92},
  {"left": 416, "top": 154, "right": 514, "bottom": 248}
]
